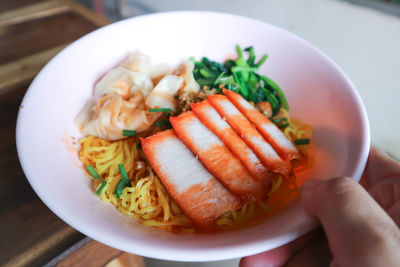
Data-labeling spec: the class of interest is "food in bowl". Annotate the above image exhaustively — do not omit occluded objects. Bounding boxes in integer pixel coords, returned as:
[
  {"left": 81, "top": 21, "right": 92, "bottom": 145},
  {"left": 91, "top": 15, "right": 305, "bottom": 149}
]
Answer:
[{"left": 75, "top": 45, "right": 313, "bottom": 233}]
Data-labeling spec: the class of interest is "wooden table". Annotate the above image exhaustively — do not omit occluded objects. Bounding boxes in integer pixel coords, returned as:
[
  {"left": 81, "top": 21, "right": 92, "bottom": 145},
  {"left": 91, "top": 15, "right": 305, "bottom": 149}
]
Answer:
[{"left": 0, "top": 1, "right": 143, "bottom": 266}]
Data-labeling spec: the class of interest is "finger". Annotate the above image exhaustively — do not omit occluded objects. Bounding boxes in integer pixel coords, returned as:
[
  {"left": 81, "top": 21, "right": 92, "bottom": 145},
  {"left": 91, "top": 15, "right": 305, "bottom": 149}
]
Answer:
[
  {"left": 388, "top": 201, "right": 400, "bottom": 227},
  {"left": 239, "top": 227, "right": 324, "bottom": 267},
  {"left": 301, "top": 177, "right": 400, "bottom": 267},
  {"left": 368, "top": 178, "right": 400, "bottom": 214},
  {"left": 239, "top": 245, "right": 291, "bottom": 267},
  {"left": 361, "top": 146, "right": 400, "bottom": 189}
]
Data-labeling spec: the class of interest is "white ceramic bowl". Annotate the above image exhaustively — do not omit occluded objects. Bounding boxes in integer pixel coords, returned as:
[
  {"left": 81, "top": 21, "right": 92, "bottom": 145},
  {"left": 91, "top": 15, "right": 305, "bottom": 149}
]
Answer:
[{"left": 16, "top": 11, "right": 370, "bottom": 261}]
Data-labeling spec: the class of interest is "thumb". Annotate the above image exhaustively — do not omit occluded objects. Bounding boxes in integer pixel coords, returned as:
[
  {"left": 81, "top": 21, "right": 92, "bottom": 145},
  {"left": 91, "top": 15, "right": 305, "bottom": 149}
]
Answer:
[{"left": 301, "top": 177, "right": 400, "bottom": 267}]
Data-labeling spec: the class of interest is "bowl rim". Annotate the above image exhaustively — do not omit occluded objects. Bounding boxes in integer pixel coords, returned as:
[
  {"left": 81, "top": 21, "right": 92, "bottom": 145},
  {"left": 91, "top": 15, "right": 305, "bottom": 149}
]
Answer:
[{"left": 15, "top": 10, "right": 370, "bottom": 261}]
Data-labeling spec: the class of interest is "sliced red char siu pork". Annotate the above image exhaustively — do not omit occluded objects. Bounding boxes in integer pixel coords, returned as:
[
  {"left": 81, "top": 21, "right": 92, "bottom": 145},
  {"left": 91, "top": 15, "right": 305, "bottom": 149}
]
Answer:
[
  {"left": 170, "top": 111, "right": 267, "bottom": 201},
  {"left": 224, "top": 89, "right": 303, "bottom": 161},
  {"left": 191, "top": 100, "right": 270, "bottom": 186},
  {"left": 141, "top": 129, "right": 241, "bottom": 227},
  {"left": 207, "top": 94, "right": 291, "bottom": 176}
]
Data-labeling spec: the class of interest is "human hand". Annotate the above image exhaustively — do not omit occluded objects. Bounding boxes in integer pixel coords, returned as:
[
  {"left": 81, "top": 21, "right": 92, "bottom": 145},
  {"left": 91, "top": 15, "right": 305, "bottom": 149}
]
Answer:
[{"left": 240, "top": 147, "right": 400, "bottom": 267}]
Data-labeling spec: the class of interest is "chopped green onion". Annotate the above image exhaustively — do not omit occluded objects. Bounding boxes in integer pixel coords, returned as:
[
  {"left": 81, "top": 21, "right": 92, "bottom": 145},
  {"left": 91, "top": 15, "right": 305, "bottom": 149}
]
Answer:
[
  {"left": 148, "top": 108, "right": 172, "bottom": 115},
  {"left": 114, "top": 177, "right": 130, "bottom": 198},
  {"left": 114, "top": 164, "right": 132, "bottom": 198},
  {"left": 122, "top": 129, "right": 136, "bottom": 137},
  {"left": 294, "top": 138, "right": 310, "bottom": 145},
  {"left": 118, "top": 164, "right": 129, "bottom": 179},
  {"left": 273, "top": 118, "right": 288, "bottom": 123},
  {"left": 155, "top": 120, "right": 171, "bottom": 127},
  {"left": 114, "top": 179, "right": 125, "bottom": 198},
  {"left": 96, "top": 180, "right": 107, "bottom": 195},
  {"left": 148, "top": 108, "right": 172, "bottom": 112},
  {"left": 86, "top": 165, "right": 100, "bottom": 179},
  {"left": 278, "top": 123, "right": 290, "bottom": 129}
]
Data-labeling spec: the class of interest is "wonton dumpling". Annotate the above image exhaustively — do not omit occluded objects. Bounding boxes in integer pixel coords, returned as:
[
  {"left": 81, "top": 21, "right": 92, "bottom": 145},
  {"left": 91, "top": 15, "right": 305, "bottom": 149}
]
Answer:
[
  {"left": 182, "top": 61, "right": 200, "bottom": 93},
  {"left": 76, "top": 75, "right": 183, "bottom": 141},
  {"left": 74, "top": 99, "right": 96, "bottom": 133},
  {"left": 121, "top": 50, "right": 170, "bottom": 79},
  {"left": 75, "top": 52, "right": 185, "bottom": 140},
  {"left": 121, "top": 50, "right": 151, "bottom": 74},
  {"left": 94, "top": 67, "right": 153, "bottom": 99},
  {"left": 81, "top": 94, "right": 160, "bottom": 140},
  {"left": 145, "top": 75, "right": 184, "bottom": 111}
]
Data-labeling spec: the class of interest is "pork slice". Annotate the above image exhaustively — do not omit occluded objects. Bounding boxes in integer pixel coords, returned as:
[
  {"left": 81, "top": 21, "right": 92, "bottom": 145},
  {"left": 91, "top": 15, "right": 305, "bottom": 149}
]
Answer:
[
  {"left": 141, "top": 129, "right": 241, "bottom": 227},
  {"left": 170, "top": 112, "right": 266, "bottom": 201},
  {"left": 224, "top": 89, "right": 303, "bottom": 161},
  {"left": 208, "top": 94, "right": 291, "bottom": 176},
  {"left": 191, "top": 100, "right": 270, "bottom": 186}
]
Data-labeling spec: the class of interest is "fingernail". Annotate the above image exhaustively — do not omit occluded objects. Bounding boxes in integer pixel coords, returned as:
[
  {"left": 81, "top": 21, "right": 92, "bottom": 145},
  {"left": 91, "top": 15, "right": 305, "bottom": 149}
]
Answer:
[{"left": 302, "top": 178, "right": 323, "bottom": 192}]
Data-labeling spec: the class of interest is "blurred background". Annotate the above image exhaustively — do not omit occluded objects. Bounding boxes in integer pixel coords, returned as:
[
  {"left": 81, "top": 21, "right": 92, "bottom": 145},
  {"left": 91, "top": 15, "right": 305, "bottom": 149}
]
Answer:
[{"left": 0, "top": 0, "right": 399, "bottom": 266}]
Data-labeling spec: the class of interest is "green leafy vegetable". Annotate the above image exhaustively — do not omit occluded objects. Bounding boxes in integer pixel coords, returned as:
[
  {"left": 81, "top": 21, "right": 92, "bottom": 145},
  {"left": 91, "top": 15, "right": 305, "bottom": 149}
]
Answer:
[
  {"left": 96, "top": 180, "right": 107, "bottom": 195},
  {"left": 294, "top": 138, "right": 310, "bottom": 145},
  {"left": 122, "top": 129, "right": 136, "bottom": 137},
  {"left": 262, "top": 87, "right": 280, "bottom": 114},
  {"left": 255, "top": 54, "right": 268, "bottom": 68},
  {"left": 260, "top": 75, "right": 289, "bottom": 111},
  {"left": 244, "top": 46, "right": 256, "bottom": 65},
  {"left": 85, "top": 165, "right": 100, "bottom": 179},
  {"left": 192, "top": 45, "right": 289, "bottom": 116}
]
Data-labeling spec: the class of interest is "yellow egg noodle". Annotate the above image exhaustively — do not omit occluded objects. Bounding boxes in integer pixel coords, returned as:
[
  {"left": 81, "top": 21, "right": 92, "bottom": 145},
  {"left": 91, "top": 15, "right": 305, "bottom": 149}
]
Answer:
[
  {"left": 79, "top": 136, "right": 193, "bottom": 232},
  {"left": 79, "top": 115, "right": 313, "bottom": 233},
  {"left": 282, "top": 110, "right": 314, "bottom": 172}
]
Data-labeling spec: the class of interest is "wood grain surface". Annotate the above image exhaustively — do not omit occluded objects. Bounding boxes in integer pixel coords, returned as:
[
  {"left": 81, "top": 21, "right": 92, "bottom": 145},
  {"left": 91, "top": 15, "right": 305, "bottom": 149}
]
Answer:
[
  {"left": 0, "top": 12, "right": 98, "bottom": 64},
  {"left": 0, "top": 44, "right": 68, "bottom": 94},
  {"left": 0, "top": 0, "right": 43, "bottom": 13},
  {"left": 55, "top": 240, "right": 145, "bottom": 267},
  {"left": 0, "top": 1, "right": 111, "bottom": 266}
]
